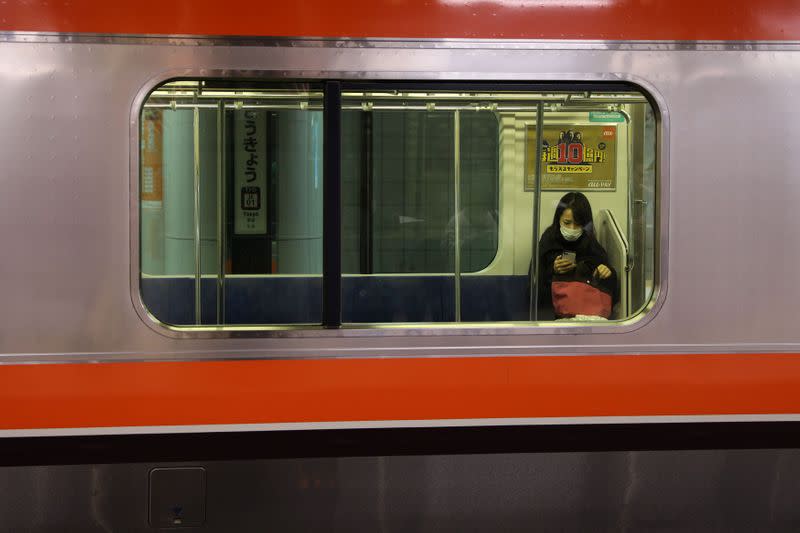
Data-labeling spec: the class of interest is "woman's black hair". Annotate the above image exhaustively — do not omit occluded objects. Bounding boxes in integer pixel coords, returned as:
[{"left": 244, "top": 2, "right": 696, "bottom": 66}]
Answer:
[{"left": 551, "top": 191, "right": 595, "bottom": 236}]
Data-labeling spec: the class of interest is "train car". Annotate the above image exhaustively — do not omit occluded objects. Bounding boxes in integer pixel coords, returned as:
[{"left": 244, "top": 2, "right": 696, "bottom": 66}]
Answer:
[{"left": 2, "top": 0, "right": 800, "bottom": 530}]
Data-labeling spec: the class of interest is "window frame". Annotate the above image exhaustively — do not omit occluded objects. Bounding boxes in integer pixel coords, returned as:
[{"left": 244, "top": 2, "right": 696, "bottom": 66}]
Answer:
[{"left": 131, "top": 75, "right": 666, "bottom": 338}]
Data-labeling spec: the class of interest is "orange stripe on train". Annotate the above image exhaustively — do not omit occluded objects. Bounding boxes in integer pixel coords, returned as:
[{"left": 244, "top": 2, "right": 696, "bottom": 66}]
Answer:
[
  {"left": 0, "top": 0, "right": 799, "bottom": 41},
  {"left": 2, "top": 354, "right": 800, "bottom": 430}
]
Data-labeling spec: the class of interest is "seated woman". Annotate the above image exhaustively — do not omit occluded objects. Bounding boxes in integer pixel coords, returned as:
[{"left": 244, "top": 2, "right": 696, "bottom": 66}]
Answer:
[{"left": 536, "top": 191, "right": 618, "bottom": 320}]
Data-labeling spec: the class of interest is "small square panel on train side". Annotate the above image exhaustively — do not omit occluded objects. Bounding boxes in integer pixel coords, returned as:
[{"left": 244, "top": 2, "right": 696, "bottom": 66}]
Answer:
[{"left": 149, "top": 467, "right": 206, "bottom": 528}]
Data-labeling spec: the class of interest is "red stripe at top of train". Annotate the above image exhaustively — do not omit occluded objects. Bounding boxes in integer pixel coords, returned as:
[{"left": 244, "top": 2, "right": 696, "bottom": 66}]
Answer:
[{"left": 1, "top": 0, "right": 799, "bottom": 41}]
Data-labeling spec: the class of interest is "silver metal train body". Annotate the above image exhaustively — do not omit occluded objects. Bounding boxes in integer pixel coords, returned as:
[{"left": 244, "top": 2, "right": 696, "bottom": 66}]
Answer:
[{"left": 1, "top": 34, "right": 800, "bottom": 531}]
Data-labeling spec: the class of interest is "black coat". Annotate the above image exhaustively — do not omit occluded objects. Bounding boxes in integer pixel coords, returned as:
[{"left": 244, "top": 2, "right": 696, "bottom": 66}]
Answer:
[{"left": 533, "top": 225, "right": 619, "bottom": 311}]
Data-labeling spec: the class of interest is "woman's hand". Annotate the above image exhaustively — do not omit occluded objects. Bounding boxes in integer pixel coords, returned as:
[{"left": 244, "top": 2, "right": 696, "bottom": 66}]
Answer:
[
  {"left": 594, "top": 264, "right": 612, "bottom": 279},
  {"left": 554, "top": 256, "right": 576, "bottom": 274}
]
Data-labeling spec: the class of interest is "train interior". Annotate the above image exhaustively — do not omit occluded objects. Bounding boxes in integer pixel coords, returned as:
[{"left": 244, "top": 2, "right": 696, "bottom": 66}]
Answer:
[{"left": 139, "top": 81, "right": 657, "bottom": 327}]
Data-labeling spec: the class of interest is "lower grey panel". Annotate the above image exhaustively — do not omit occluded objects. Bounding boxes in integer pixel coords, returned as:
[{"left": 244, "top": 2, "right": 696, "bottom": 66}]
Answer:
[{"left": 2, "top": 450, "right": 800, "bottom": 532}]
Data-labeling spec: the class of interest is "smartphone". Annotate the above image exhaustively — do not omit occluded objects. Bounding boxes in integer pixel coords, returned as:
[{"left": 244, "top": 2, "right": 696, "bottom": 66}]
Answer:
[{"left": 561, "top": 251, "right": 576, "bottom": 264}]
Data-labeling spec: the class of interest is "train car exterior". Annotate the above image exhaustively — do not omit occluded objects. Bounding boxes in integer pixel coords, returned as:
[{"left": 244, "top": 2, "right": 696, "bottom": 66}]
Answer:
[{"left": 2, "top": 0, "right": 800, "bottom": 531}]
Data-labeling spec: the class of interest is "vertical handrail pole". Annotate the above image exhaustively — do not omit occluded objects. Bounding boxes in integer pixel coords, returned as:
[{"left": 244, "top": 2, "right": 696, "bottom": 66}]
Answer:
[
  {"left": 216, "top": 100, "right": 226, "bottom": 324},
  {"left": 529, "top": 102, "right": 544, "bottom": 321},
  {"left": 193, "top": 105, "right": 202, "bottom": 325},
  {"left": 454, "top": 110, "right": 462, "bottom": 322}
]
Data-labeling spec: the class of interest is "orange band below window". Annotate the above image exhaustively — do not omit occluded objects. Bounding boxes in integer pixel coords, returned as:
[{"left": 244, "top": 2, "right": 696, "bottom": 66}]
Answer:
[{"left": 2, "top": 353, "right": 800, "bottom": 431}]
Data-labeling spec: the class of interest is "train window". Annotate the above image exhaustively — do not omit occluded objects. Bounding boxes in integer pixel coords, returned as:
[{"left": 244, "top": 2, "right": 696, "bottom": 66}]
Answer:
[
  {"left": 137, "top": 81, "right": 657, "bottom": 329},
  {"left": 341, "top": 91, "right": 500, "bottom": 322},
  {"left": 139, "top": 81, "right": 324, "bottom": 326},
  {"left": 531, "top": 99, "right": 657, "bottom": 322},
  {"left": 339, "top": 87, "right": 657, "bottom": 324}
]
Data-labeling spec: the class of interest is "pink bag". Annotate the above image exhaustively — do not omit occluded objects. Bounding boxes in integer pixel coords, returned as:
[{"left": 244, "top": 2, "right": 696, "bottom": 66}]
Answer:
[{"left": 551, "top": 280, "right": 612, "bottom": 319}]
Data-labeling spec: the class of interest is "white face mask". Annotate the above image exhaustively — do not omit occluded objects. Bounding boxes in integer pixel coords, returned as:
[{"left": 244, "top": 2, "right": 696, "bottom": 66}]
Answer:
[{"left": 560, "top": 225, "right": 583, "bottom": 241}]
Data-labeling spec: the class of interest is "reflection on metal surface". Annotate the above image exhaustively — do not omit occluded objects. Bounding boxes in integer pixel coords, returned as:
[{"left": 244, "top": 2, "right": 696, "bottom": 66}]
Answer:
[
  {"left": 5, "top": 32, "right": 800, "bottom": 51},
  {"left": 2, "top": 451, "right": 800, "bottom": 531},
  {"left": 439, "top": 0, "right": 616, "bottom": 6},
  {"left": 15, "top": 34, "right": 800, "bottom": 360}
]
